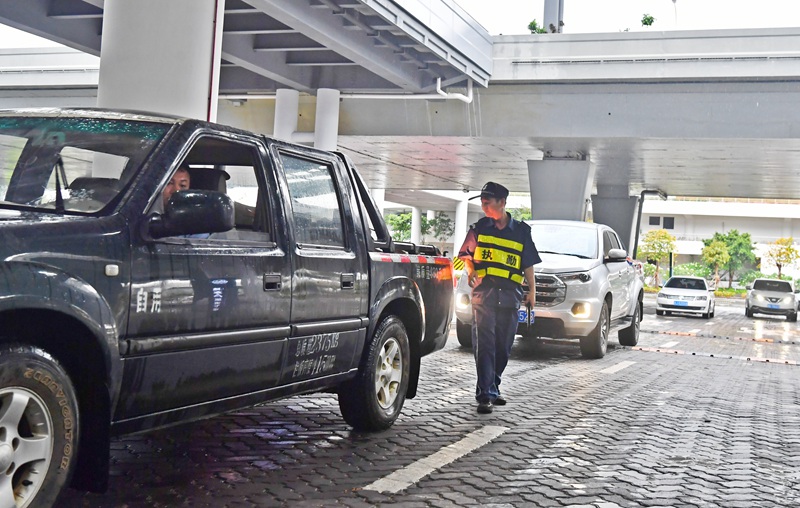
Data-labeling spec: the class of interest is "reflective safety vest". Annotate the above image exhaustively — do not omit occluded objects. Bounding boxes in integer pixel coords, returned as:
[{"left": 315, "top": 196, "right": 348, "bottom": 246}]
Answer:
[{"left": 473, "top": 232, "right": 525, "bottom": 285}]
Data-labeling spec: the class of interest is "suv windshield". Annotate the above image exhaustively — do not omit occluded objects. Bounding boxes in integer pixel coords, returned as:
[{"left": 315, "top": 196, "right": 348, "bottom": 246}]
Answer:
[
  {"left": 530, "top": 223, "right": 598, "bottom": 259},
  {"left": 0, "top": 116, "right": 169, "bottom": 214},
  {"left": 752, "top": 279, "right": 792, "bottom": 292}
]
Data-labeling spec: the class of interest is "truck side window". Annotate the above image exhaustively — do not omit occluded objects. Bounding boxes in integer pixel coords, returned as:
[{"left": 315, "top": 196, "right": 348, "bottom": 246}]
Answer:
[
  {"left": 156, "top": 136, "right": 274, "bottom": 242},
  {"left": 280, "top": 153, "right": 345, "bottom": 248}
]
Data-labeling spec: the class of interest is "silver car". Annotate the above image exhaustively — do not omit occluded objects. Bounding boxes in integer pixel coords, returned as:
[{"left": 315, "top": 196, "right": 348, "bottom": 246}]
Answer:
[
  {"left": 455, "top": 220, "right": 644, "bottom": 359},
  {"left": 656, "top": 276, "right": 716, "bottom": 318},
  {"left": 745, "top": 278, "right": 798, "bottom": 321}
]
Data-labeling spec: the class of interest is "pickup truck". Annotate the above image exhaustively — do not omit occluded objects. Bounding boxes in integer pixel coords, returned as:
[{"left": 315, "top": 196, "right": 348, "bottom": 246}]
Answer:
[
  {"left": 0, "top": 108, "right": 454, "bottom": 506},
  {"left": 454, "top": 220, "right": 643, "bottom": 358}
]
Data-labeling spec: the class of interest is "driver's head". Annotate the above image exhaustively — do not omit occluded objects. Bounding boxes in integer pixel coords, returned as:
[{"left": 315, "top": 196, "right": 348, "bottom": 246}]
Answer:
[{"left": 162, "top": 166, "right": 190, "bottom": 207}]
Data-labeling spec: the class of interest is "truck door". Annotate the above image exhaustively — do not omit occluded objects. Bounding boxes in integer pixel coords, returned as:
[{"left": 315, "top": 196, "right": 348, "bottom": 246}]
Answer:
[
  {"left": 603, "top": 230, "right": 631, "bottom": 320},
  {"left": 272, "top": 146, "right": 369, "bottom": 385},
  {"left": 117, "top": 133, "right": 291, "bottom": 420}
]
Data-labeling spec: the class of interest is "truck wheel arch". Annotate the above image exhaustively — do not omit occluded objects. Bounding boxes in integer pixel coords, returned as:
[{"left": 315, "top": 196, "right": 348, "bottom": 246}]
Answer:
[
  {"left": 0, "top": 300, "right": 119, "bottom": 494},
  {"left": 367, "top": 277, "right": 425, "bottom": 398}
]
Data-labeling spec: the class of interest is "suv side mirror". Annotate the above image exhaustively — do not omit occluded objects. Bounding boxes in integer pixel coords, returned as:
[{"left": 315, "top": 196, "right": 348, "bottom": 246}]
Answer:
[
  {"left": 605, "top": 248, "right": 628, "bottom": 263},
  {"left": 149, "top": 190, "right": 234, "bottom": 239},
  {"left": 746, "top": 284, "right": 752, "bottom": 290}
]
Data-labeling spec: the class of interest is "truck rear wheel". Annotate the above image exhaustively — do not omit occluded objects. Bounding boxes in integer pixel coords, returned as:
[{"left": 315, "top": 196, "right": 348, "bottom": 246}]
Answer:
[
  {"left": 580, "top": 300, "right": 609, "bottom": 359},
  {"left": 456, "top": 320, "right": 472, "bottom": 348},
  {"left": 0, "top": 344, "right": 79, "bottom": 508},
  {"left": 338, "top": 316, "right": 410, "bottom": 431}
]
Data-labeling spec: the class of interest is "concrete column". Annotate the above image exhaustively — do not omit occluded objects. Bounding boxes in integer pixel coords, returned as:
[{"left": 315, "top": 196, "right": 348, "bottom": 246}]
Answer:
[
  {"left": 454, "top": 197, "right": 470, "bottom": 255},
  {"left": 314, "top": 88, "right": 340, "bottom": 151},
  {"left": 543, "top": 0, "right": 565, "bottom": 33},
  {"left": 97, "top": 0, "right": 224, "bottom": 120},
  {"left": 411, "top": 207, "right": 422, "bottom": 245},
  {"left": 274, "top": 88, "right": 300, "bottom": 142},
  {"left": 371, "top": 188, "right": 386, "bottom": 216},
  {"left": 592, "top": 185, "right": 639, "bottom": 252},
  {"left": 528, "top": 158, "right": 595, "bottom": 222}
]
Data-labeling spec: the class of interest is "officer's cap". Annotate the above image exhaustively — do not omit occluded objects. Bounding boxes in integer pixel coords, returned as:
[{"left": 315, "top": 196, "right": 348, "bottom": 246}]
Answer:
[{"left": 470, "top": 181, "right": 509, "bottom": 200}]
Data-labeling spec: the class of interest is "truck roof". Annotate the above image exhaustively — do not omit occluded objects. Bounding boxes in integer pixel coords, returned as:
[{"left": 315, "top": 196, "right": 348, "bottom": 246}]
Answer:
[{"left": 0, "top": 107, "right": 184, "bottom": 124}]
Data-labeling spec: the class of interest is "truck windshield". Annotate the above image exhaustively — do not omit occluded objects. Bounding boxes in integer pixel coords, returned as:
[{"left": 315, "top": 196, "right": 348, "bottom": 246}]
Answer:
[
  {"left": 530, "top": 224, "right": 598, "bottom": 259},
  {"left": 0, "top": 116, "right": 169, "bottom": 214}
]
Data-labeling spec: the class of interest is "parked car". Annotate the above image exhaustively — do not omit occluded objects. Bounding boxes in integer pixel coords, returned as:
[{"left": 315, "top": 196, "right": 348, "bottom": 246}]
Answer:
[
  {"left": 745, "top": 278, "right": 798, "bottom": 321},
  {"left": 455, "top": 220, "right": 644, "bottom": 359},
  {"left": 0, "top": 108, "right": 455, "bottom": 506},
  {"left": 656, "top": 276, "right": 716, "bottom": 318}
]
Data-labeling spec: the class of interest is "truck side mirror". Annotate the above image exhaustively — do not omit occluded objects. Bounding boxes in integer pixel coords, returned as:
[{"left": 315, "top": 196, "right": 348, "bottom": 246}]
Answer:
[{"left": 149, "top": 190, "right": 234, "bottom": 239}]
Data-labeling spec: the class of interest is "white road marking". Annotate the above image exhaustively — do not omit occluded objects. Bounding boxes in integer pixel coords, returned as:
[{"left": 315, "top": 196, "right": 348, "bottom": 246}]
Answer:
[
  {"left": 600, "top": 360, "right": 636, "bottom": 374},
  {"left": 363, "top": 425, "right": 508, "bottom": 493},
  {"left": 660, "top": 341, "right": 679, "bottom": 348},
  {"left": 689, "top": 328, "right": 701, "bottom": 333}
]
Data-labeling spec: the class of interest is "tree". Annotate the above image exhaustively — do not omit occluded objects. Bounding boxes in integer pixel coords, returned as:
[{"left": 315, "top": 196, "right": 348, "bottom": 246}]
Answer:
[
  {"left": 527, "top": 19, "right": 547, "bottom": 34},
  {"left": 764, "top": 237, "right": 799, "bottom": 278},
  {"left": 637, "top": 229, "right": 676, "bottom": 287},
  {"left": 703, "top": 230, "right": 756, "bottom": 288},
  {"left": 701, "top": 240, "right": 730, "bottom": 288},
  {"left": 509, "top": 206, "right": 532, "bottom": 221},
  {"left": 426, "top": 211, "right": 455, "bottom": 253},
  {"left": 641, "top": 14, "right": 655, "bottom": 26},
  {"left": 385, "top": 212, "right": 412, "bottom": 241}
]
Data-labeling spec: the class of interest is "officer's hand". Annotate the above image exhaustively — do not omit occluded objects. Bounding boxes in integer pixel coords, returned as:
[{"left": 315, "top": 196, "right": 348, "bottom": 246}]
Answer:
[
  {"left": 468, "top": 274, "right": 482, "bottom": 289},
  {"left": 523, "top": 291, "right": 535, "bottom": 308}
]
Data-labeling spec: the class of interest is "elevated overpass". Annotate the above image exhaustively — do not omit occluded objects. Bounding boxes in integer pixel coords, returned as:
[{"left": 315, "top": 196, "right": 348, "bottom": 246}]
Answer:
[{"left": 2, "top": 2, "right": 800, "bottom": 248}]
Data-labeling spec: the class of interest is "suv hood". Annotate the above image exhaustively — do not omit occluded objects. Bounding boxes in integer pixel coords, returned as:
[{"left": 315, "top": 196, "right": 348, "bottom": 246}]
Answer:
[{"left": 535, "top": 252, "right": 601, "bottom": 274}]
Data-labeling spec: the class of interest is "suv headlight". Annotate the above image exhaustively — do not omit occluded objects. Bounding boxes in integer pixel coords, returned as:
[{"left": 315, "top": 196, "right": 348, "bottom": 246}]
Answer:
[
  {"left": 559, "top": 272, "right": 591, "bottom": 283},
  {"left": 782, "top": 295, "right": 794, "bottom": 304},
  {"left": 456, "top": 293, "right": 470, "bottom": 309}
]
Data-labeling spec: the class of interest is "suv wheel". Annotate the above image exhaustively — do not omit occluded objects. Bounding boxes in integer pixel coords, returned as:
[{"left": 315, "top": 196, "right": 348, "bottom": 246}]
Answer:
[
  {"left": 745, "top": 306, "right": 753, "bottom": 318},
  {"left": 456, "top": 319, "right": 472, "bottom": 348},
  {"left": 338, "top": 316, "right": 410, "bottom": 431},
  {"left": 618, "top": 298, "right": 640, "bottom": 346},
  {"left": 581, "top": 300, "right": 609, "bottom": 359},
  {"left": 790, "top": 312, "right": 798, "bottom": 323}
]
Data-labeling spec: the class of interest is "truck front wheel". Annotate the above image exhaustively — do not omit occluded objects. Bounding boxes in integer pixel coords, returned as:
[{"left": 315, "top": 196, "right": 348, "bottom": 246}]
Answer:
[
  {"left": 456, "top": 320, "right": 472, "bottom": 348},
  {"left": 580, "top": 300, "right": 609, "bottom": 359},
  {"left": 0, "top": 344, "right": 79, "bottom": 508},
  {"left": 338, "top": 316, "right": 410, "bottom": 431}
]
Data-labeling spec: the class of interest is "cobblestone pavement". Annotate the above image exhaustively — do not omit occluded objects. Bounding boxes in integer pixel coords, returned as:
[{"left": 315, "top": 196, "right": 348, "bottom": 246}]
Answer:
[{"left": 61, "top": 295, "right": 800, "bottom": 507}]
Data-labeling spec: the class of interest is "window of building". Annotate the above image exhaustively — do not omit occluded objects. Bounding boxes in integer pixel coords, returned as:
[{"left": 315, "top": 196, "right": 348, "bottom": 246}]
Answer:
[
  {"left": 663, "top": 216, "right": 675, "bottom": 229},
  {"left": 648, "top": 216, "right": 661, "bottom": 226}
]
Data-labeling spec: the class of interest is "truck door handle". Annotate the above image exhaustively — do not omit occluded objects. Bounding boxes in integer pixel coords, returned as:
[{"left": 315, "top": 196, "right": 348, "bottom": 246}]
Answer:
[
  {"left": 263, "top": 274, "right": 282, "bottom": 291},
  {"left": 341, "top": 273, "right": 355, "bottom": 289}
]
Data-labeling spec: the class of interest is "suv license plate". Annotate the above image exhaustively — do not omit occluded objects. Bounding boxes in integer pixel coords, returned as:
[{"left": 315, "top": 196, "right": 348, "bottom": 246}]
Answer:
[{"left": 768, "top": 304, "right": 780, "bottom": 309}]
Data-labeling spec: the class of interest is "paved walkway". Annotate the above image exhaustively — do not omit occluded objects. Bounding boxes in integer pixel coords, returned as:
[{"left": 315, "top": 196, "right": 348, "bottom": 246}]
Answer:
[{"left": 61, "top": 295, "right": 800, "bottom": 507}]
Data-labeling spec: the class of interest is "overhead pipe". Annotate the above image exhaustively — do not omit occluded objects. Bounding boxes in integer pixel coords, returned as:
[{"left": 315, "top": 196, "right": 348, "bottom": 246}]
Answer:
[{"left": 220, "top": 78, "right": 474, "bottom": 104}]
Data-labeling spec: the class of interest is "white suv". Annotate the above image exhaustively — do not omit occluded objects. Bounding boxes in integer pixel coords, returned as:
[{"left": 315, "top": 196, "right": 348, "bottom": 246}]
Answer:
[
  {"left": 745, "top": 278, "right": 798, "bottom": 321},
  {"left": 454, "top": 220, "right": 644, "bottom": 358}
]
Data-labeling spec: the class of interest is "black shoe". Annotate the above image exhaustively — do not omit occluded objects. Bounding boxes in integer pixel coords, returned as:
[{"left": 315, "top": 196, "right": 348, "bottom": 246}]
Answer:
[
  {"left": 494, "top": 396, "right": 507, "bottom": 406},
  {"left": 477, "top": 401, "right": 493, "bottom": 414}
]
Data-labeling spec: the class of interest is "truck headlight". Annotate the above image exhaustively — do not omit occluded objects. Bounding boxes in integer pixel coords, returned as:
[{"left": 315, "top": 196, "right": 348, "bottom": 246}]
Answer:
[{"left": 560, "top": 272, "right": 591, "bottom": 283}]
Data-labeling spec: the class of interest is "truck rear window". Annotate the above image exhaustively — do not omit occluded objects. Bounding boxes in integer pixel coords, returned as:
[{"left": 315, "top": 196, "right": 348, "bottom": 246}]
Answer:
[{"left": 0, "top": 116, "right": 169, "bottom": 214}]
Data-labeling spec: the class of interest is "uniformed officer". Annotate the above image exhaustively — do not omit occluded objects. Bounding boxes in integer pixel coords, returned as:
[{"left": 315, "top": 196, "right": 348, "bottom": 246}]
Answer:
[{"left": 458, "top": 182, "right": 541, "bottom": 414}]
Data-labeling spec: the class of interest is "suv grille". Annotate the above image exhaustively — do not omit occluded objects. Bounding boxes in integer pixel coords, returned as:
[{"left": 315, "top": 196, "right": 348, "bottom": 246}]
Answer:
[{"left": 525, "top": 274, "right": 566, "bottom": 307}]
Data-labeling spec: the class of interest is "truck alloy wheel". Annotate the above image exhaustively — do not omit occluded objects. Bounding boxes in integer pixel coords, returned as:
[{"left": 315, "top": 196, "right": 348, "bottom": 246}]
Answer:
[
  {"left": 581, "top": 300, "right": 609, "bottom": 359},
  {"left": 0, "top": 345, "right": 79, "bottom": 508},
  {"left": 338, "top": 316, "right": 410, "bottom": 431},
  {"left": 456, "top": 320, "right": 472, "bottom": 348},
  {"left": 618, "top": 298, "right": 640, "bottom": 346}
]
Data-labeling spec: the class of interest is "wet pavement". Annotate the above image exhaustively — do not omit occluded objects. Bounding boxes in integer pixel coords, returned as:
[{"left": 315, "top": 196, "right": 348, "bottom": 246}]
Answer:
[{"left": 60, "top": 294, "right": 800, "bottom": 507}]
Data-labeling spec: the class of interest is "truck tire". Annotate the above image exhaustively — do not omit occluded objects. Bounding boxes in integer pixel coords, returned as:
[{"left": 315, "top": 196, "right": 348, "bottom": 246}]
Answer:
[
  {"left": 456, "top": 320, "right": 472, "bottom": 348},
  {"left": 618, "top": 297, "right": 641, "bottom": 346},
  {"left": 338, "top": 316, "right": 410, "bottom": 431},
  {"left": 580, "top": 299, "right": 609, "bottom": 359},
  {"left": 0, "top": 344, "right": 79, "bottom": 508}
]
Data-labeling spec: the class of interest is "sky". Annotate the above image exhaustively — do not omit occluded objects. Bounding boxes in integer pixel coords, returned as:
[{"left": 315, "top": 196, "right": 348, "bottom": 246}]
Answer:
[{"left": 1, "top": 0, "right": 800, "bottom": 46}]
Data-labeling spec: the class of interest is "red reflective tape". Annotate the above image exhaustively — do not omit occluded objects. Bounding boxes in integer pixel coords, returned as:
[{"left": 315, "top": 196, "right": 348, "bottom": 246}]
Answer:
[{"left": 399, "top": 255, "right": 411, "bottom": 263}]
